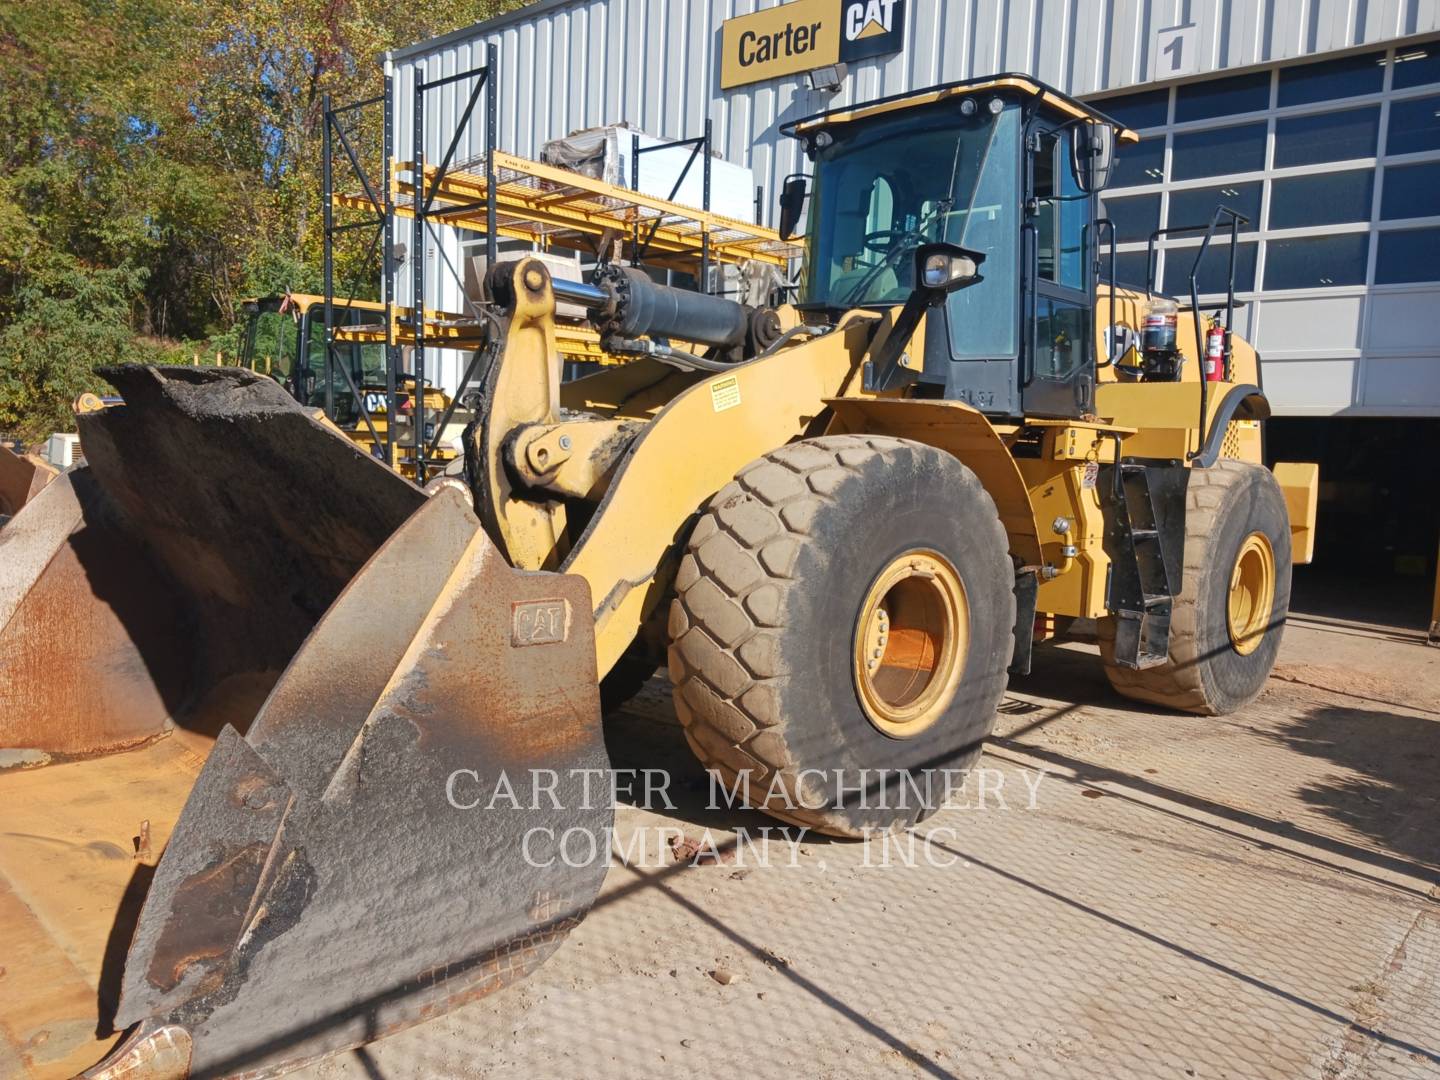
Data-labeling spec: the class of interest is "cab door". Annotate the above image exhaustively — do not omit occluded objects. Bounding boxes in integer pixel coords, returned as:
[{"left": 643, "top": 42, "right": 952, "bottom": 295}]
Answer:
[
  {"left": 1022, "top": 124, "right": 1095, "bottom": 419},
  {"left": 301, "top": 308, "right": 369, "bottom": 424}
]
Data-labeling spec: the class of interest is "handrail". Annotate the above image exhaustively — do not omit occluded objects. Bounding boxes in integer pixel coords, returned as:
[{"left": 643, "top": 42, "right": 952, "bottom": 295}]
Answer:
[
  {"left": 1092, "top": 217, "right": 1117, "bottom": 368},
  {"left": 1144, "top": 205, "right": 1248, "bottom": 462}
]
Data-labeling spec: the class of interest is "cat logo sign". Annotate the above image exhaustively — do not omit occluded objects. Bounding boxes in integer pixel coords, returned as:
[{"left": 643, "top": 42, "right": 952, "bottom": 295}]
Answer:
[
  {"left": 841, "top": 0, "right": 905, "bottom": 61},
  {"left": 720, "top": 0, "right": 905, "bottom": 90}
]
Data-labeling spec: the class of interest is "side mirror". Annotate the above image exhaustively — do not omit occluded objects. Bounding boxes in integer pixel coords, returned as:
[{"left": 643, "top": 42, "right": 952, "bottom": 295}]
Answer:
[
  {"left": 914, "top": 242, "right": 985, "bottom": 301},
  {"left": 1073, "top": 121, "right": 1116, "bottom": 193},
  {"left": 778, "top": 174, "right": 809, "bottom": 241}
]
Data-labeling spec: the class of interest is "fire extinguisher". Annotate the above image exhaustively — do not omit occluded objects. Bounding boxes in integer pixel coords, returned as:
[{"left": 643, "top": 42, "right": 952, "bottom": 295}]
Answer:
[{"left": 1204, "top": 318, "right": 1226, "bottom": 382}]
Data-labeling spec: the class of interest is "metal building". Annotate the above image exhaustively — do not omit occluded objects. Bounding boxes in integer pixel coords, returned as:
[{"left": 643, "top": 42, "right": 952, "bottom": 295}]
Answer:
[{"left": 386, "top": 0, "right": 1440, "bottom": 420}]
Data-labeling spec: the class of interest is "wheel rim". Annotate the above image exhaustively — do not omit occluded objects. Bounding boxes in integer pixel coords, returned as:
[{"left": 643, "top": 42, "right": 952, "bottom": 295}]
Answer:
[
  {"left": 1227, "top": 531, "right": 1275, "bottom": 656},
  {"left": 853, "top": 549, "right": 970, "bottom": 739}
]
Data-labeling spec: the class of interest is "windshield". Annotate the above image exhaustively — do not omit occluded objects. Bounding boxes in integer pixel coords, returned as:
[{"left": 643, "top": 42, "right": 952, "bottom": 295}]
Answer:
[
  {"left": 304, "top": 308, "right": 390, "bottom": 424},
  {"left": 800, "top": 101, "right": 1018, "bottom": 309},
  {"left": 247, "top": 310, "right": 301, "bottom": 378}
]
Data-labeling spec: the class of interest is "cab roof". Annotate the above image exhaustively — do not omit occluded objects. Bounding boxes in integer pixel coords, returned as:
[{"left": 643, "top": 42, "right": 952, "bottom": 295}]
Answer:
[
  {"left": 782, "top": 72, "right": 1139, "bottom": 144},
  {"left": 240, "top": 293, "right": 386, "bottom": 313}
]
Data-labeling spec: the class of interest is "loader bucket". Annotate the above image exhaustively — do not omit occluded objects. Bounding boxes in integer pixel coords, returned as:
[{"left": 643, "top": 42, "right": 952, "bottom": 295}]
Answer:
[
  {"left": 0, "top": 367, "right": 609, "bottom": 1078},
  {"left": 0, "top": 443, "right": 57, "bottom": 524}
]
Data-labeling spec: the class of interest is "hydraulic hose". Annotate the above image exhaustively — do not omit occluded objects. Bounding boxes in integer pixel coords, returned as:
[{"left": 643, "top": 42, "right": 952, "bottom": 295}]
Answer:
[{"left": 601, "top": 337, "right": 741, "bottom": 373}]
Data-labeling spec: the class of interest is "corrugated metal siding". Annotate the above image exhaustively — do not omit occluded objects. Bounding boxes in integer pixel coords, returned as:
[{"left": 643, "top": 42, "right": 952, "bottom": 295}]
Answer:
[{"left": 389, "top": 0, "right": 1440, "bottom": 232}]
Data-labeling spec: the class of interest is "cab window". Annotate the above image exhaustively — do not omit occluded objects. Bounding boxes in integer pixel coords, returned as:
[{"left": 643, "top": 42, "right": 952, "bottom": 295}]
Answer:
[
  {"left": 944, "top": 105, "right": 1021, "bottom": 361},
  {"left": 251, "top": 311, "right": 299, "bottom": 379},
  {"left": 803, "top": 104, "right": 1018, "bottom": 310},
  {"left": 306, "top": 307, "right": 390, "bottom": 423},
  {"left": 1027, "top": 126, "right": 1094, "bottom": 408},
  {"left": 1034, "top": 130, "right": 1087, "bottom": 291}
]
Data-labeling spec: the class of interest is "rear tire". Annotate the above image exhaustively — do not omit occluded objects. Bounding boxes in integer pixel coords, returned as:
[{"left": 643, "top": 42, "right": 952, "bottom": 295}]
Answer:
[
  {"left": 668, "top": 435, "right": 1015, "bottom": 837},
  {"left": 1099, "top": 459, "right": 1290, "bottom": 715}
]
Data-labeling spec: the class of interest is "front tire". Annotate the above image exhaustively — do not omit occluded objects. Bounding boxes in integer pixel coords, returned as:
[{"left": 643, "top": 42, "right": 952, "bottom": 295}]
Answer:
[
  {"left": 1099, "top": 459, "right": 1291, "bottom": 715},
  {"left": 667, "top": 435, "right": 1015, "bottom": 837}
]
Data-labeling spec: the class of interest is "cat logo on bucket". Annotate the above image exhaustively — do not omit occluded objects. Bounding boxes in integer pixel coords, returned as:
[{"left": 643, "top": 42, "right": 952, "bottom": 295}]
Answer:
[
  {"left": 512, "top": 599, "right": 570, "bottom": 646},
  {"left": 720, "top": 0, "right": 906, "bottom": 90}
]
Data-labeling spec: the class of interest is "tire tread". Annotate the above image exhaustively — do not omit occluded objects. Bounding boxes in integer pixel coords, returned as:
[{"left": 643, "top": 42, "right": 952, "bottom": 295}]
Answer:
[
  {"left": 669, "top": 435, "right": 1012, "bottom": 832},
  {"left": 1099, "top": 459, "right": 1285, "bottom": 715}
]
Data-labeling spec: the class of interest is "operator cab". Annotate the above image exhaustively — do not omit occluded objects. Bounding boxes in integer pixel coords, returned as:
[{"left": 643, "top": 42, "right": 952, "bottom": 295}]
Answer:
[
  {"left": 781, "top": 75, "right": 1133, "bottom": 421},
  {"left": 237, "top": 293, "right": 391, "bottom": 421}
]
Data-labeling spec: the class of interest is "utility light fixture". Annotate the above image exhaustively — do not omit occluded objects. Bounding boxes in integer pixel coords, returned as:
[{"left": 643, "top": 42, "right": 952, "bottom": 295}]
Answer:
[{"left": 807, "top": 63, "right": 848, "bottom": 93}]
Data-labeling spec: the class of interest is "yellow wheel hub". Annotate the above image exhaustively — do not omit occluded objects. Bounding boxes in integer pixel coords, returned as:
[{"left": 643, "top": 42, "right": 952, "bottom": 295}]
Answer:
[
  {"left": 853, "top": 550, "right": 970, "bottom": 738},
  {"left": 1227, "top": 531, "right": 1275, "bottom": 656}
]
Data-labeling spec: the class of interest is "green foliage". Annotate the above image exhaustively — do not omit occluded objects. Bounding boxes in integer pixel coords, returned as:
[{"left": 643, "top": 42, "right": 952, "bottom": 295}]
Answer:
[
  {"left": 0, "top": 256, "right": 168, "bottom": 440},
  {"left": 0, "top": 0, "right": 531, "bottom": 436},
  {"left": 242, "top": 247, "right": 323, "bottom": 298}
]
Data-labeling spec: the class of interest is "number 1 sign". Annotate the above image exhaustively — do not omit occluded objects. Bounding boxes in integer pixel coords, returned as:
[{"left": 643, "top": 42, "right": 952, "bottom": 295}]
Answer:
[{"left": 1154, "top": 22, "right": 1200, "bottom": 80}]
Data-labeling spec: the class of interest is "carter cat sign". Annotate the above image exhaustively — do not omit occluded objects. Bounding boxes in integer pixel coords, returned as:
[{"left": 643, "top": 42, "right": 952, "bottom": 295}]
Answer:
[{"left": 721, "top": 0, "right": 906, "bottom": 90}]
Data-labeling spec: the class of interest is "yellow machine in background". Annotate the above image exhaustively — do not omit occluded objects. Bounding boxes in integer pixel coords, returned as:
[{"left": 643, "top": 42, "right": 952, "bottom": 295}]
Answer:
[
  {"left": 235, "top": 292, "right": 465, "bottom": 478},
  {"left": 1, "top": 75, "right": 1319, "bottom": 1078},
  {"left": 236, "top": 291, "right": 631, "bottom": 479}
]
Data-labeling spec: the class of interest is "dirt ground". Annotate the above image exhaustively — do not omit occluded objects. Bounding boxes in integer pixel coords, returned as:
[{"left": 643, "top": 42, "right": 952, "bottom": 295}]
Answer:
[{"left": 295, "top": 570, "right": 1440, "bottom": 1080}]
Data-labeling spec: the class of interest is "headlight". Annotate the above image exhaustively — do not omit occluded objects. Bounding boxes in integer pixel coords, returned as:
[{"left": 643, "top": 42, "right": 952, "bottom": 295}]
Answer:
[{"left": 922, "top": 253, "right": 978, "bottom": 288}]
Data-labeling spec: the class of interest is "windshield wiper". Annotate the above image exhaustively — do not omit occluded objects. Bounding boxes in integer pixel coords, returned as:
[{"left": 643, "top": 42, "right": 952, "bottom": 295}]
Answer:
[
  {"left": 839, "top": 232, "right": 920, "bottom": 306},
  {"left": 837, "top": 131, "right": 972, "bottom": 307}
]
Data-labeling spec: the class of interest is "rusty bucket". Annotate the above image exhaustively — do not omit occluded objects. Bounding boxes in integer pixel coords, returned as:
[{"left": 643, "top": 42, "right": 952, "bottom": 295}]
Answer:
[{"left": 0, "top": 368, "right": 609, "bottom": 1077}]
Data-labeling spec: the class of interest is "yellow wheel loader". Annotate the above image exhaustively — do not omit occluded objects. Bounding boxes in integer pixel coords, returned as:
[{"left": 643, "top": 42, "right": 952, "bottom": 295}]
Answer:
[
  {"left": 234, "top": 290, "right": 619, "bottom": 484},
  {"left": 0, "top": 75, "right": 1319, "bottom": 1078},
  {"left": 236, "top": 293, "right": 465, "bottom": 479}
]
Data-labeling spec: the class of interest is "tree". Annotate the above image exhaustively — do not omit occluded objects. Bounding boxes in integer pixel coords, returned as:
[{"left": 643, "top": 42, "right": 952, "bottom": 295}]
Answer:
[
  {"left": 0, "top": 257, "right": 168, "bottom": 441},
  {"left": 0, "top": 0, "right": 530, "bottom": 438}
]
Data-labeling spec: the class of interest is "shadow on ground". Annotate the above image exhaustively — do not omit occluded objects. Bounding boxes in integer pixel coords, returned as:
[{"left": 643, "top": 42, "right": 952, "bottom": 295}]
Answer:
[{"left": 1274, "top": 704, "right": 1440, "bottom": 870}]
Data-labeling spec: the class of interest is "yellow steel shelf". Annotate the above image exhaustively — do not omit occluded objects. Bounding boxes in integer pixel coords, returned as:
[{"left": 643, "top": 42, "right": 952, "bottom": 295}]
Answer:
[
  {"left": 332, "top": 305, "right": 621, "bottom": 365},
  {"left": 329, "top": 148, "right": 797, "bottom": 365},
  {"left": 335, "top": 150, "right": 802, "bottom": 272}
]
